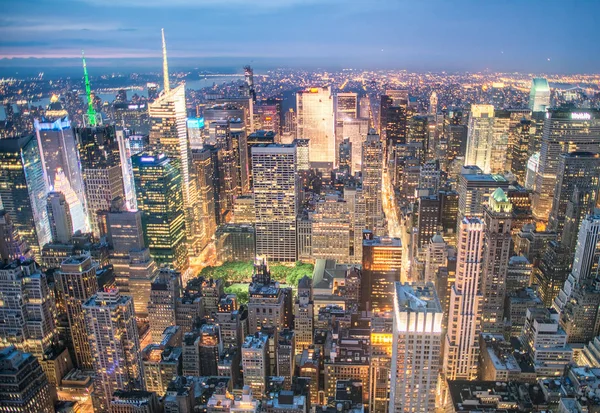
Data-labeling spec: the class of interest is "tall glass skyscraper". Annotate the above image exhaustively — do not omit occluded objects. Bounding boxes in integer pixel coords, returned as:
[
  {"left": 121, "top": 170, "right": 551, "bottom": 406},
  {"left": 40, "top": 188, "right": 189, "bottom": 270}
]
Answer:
[
  {"left": 296, "top": 86, "right": 335, "bottom": 170},
  {"left": 0, "top": 135, "right": 51, "bottom": 257},
  {"left": 132, "top": 153, "right": 188, "bottom": 271},
  {"left": 529, "top": 77, "right": 551, "bottom": 112}
]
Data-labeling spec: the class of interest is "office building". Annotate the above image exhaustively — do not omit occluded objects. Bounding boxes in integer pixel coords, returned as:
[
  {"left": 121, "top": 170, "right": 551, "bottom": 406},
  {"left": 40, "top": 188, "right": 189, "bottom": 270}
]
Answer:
[
  {"left": 252, "top": 144, "right": 298, "bottom": 262},
  {"left": 148, "top": 268, "right": 180, "bottom": 342},
  {"left": 335, "top": 92, "right": 358, "bottom": 160},
  {"left": 361, "top": 236, "right": 402, "bottom": 313},
  {"left": 215, "top": 224, "right": 255, "bottom": 262},
  {"left": 0, "top": 210, "right": 31, "bottom": 261},
  {"left": 192, "top": 148, "right": 217, "bottom": 246},
  {"left": 294, "top": 276, "right": 314, "bottom": 355},
  {"left": 390, "top": 283, "right": 442, "bottom": 413},
  {"left": 76, "top": 124, "right": 125, "bottom": 237},
  {"left": 548, "top": 152, "right": 600, "bottom": 235},
  {"left": 362, "top": 130, "right": 384, "bottom": 234},
  {"left": 132, "top": 153, "right": 188, "bottom": 271},
  {"left": 520, "top": 307, "right": 572, "bottom": 377},
  {"left": 46, "top": 191, "right": 73, "bottom": 244},
  {"left": 0, "top": 135, "right": 51, "bottom": 257},
  {"left": 533, "top": 109, "right": 600, "bottom": 220},
  {"left": 535, "top": 241, "right": 572, "bottom": 306},
  {"left": 56, "top": 255, "right": 98, "bottom": 370},
  {"left": 296, "top": 86, "right": 335, "bottom": 169},
  {"left": 311, "top": 194, "right": 352, "bottom": 263},
  {"left": 465, "top": 104, "right": 505, "bottom": 174},
  {"left": 506, "top": 256, "right": 533, "bottom": 295},
  {"left": 529, "top": 78, "right": 551, "bottom": 113},
  {"left": 443, "top": 218, "right": 484, "bottom": 381},
  {"left": 424, "top": 234, "right": 447, "bottom": 283},
  {"left": 0, "top": 346, "right": 54, "bottom": 413},
  {"left": 457, "top": 166, "right": 509, "bottom": 221},
  {"left": 83, "top": 289, "right": 143, "bottom": 412},
  {"left": 247, "top": 258, "right": 287, "bottom": 335},
  {"left": 505, "top": 287, "right": 544, "bottom": 337},
  {"left": 241, "top": 334, "right": 269, "bottom": 397},
  {"left": 0, "top": 259, "right": 57, "bottom": 359},
  {"left": 149, "top": 82, "right": 202, "bottom": 255},
  {"left": 481, "top": 188, "right": 513, "bottom": 333},
  {"left": 341, "top": 118, "right": 369, "bottom": 173},
  {"left": 380, "top": 91, "right": 409, "bottom": 149}
]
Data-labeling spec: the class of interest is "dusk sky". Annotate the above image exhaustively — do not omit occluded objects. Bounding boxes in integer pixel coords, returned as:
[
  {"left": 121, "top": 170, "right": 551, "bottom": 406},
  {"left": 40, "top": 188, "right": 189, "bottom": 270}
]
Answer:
[{"left": 1, "top": 0, "right": 599, "bottom": 72}]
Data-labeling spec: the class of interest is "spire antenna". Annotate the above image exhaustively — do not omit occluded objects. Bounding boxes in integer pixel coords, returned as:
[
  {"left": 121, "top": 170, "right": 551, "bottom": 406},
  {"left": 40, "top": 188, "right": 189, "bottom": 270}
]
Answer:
[
  {"left": 82, "top": 50, "right": 98, "bottom": 127},
  {"left": 161, "top": 28, "right": 170, "bottom": 93}
]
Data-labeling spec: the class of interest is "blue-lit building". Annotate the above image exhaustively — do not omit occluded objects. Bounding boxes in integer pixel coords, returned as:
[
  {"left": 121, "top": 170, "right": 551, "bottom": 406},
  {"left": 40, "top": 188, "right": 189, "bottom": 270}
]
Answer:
[{"left": 187, "top": 117, "right": 205, "bottom": 149}]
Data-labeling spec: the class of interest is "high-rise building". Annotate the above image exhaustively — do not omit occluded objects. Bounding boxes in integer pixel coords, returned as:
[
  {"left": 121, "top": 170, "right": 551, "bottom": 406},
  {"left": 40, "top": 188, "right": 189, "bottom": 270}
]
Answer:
[
  {"left": 148, "top": 268, "right": 180, "bottom": 342},
  {"left": 457, "top": 166, "right": 509, "bottom": 221},
  {"left": 75, "top": 124, "right": 125, "bottom": 237},
  {"left": 83, "top": 289, "right": 143, "bottom": 412},
  {"left": 335, "top": 92, "right": 358, "bottom": 160},
  {"left": 192, "top": 148, "right": 217, "bottom": 247},
  {"left": 529, "top": 78, "right": 551, "bottom": 113},
  {"left": 361, "top": 236, "right": 403, "bottom": 313},
  {"left": 362, "top": 130, "right": 384, "bottom": 234},
  {"left": 311, "top": 194, "right": 352, "bottom": 263},
  {"left": 548, "top": 152, "right": 600, "bottom": 235},
  {"left": 241, "top": 334, "right": 269, "bottom": 397},
  {"left": 429, "top": 91, "right": 438, "bottom": 115},
  {"left": 56, "top": 255, "right": 98, "bottom": 370},
  {"left": 46, "top": 191, "right": 73, "bottom": 244},
  {"left": 0, "top": 346, "right": 55, "bottom": 413},
  {"left": 0, "top": 260, "right": 57, "bottom": 359},
  {"left": 0, "top": 210, "right": 31, "bottom": 261},
  {"left": 252, "top": 144, "right": 298, "bottom": 262},
  {"left": 390, "top": 283, "right": 442, "bottom": 413},
  {"left": 443, "top": 217, "right": 484, "bottom": 381},
  {"left": 0, "top": 135, "right": 51, "bottom": 257},
  {"left": 34, "top": 116, "right": 85, "bottom": 225},
  {"left": 341, "top": 118, "right": 369, "bottom": 173},
  {"left": 481, "top": 188, "right": 513, "bottom": 333},
  {"left": 465, "top": 104, "right": 496, "bottom": 173},
  {"left": 296, "top": 86, "right": 335, "bottom": 169},
  {"left": 380, "top": 91, "right": 409, "bottom": 150},
  {"left": 294, "top": 276, "right": 313, "bottom": 355},
  {"left": 533, "top": 109, "right": 600, "bottom": 221},
  {"left": 132, "top": 153, "right": 188, "bottom": 271},
  {"left": 149, "top": 82, "right": 201, "bottom": 255},
  {"left": 424, "top": 234, "right": 447, "bottom": 283}
]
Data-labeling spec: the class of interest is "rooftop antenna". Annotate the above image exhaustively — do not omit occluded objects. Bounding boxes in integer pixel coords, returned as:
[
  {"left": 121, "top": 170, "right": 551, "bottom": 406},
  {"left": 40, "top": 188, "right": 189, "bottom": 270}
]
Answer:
[
  {"left": 82, "top": 50, "right": 100, "bottom": 126},
  {"left": 161, "top": 28, "right": 170, "bottom": 93}
]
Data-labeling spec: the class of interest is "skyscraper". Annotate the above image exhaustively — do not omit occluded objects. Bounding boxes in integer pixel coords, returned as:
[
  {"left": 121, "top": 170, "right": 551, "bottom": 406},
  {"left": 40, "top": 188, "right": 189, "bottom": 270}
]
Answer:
[
  {"left": 0, "top": 135, "right": 51, "bottom": 257},
  {"left": 56, "top": 255, "right": 98, "bottom": 369},
  {"left": 148, "top": 83, "right": 201, "bottom": 255},
  {"left": 481, "top": 188, "right": 513, "bottom": 333},
  {"left": 529, "top": 78, "right": 551, "bottom": 113},
  {"left": 362, "top": 130, "right": 384, "bottom": 234},
  {"left": 83, "top": 289, "right": 143, "bottom": 412},
  {"left": 0, "top": 210, "right": 31, "bottom": 261},
  {"left": 341, "top": 117, "right": 369, "bottom": 173},
  {"left": 390, "top": 282, "right": 442, "bottom": 413},
  {"left": 46, "top": 191, "right": 73, "bottom": 244},
  {"left": 380, "top": 91, "right": 409, "bottom": 151},
  {"left": 465, "top": 104, "right": 495, "bottom": 173},
  {"left": 252, "top": 144, "right": 298, "bottom": 262},
  {"left": 34, "top": 116, "right": 85, "bottom": 223},
  {"left": 191, "top": 148, "right": 217, "bottom": 247},
  {"left": 533, "top": 109, "right": 600, "bottom": 221},
  {"left": 0, "top": 346, "right": 55, "bottom": 413},
  {"left": 548, "top": 152, "right": 600, "bottom": 235},
  {"left": 0, "top": 259, "right": 57, "bottom": 359},
  {"left": 132, "top": 153, "right": 188, "bottom": 271},
  {"left": 75, "top": 124, "right": 125, "bottom": 237},
  {"left": 361, "top": 236, "right": 403, "bottom": 313},
  {"left": 429, "top": 91, "right": 438, "bottom": 115},
  {"left": 443, "top": 217, "right": 484, "bottom": 381},
  {"left": 296, "top": 86, "right": 335, "bottom": 169},
  {"left": 334, "top": 92, "right": 358, "bottom": 160}
]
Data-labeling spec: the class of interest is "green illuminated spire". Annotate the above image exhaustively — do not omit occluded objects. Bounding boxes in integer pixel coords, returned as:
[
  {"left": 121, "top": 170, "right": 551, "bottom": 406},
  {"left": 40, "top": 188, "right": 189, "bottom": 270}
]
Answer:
[{"left": 82, "top": 50, "right": 97, "bottom": 126}]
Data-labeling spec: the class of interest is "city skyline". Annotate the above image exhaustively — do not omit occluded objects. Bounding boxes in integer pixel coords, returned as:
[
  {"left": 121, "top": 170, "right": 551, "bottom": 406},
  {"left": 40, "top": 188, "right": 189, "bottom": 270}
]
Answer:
[{"left": 2, "top": 0, "right": 600, "bottom": 73}]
